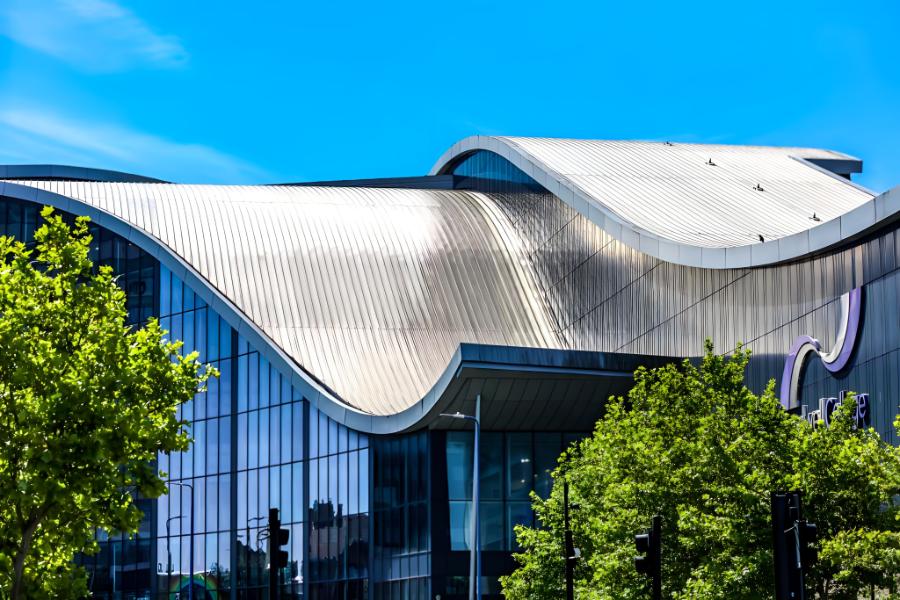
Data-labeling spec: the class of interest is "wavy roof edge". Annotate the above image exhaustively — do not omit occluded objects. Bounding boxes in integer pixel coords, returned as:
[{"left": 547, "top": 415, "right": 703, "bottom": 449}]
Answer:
[
  {"left": 0, "top": 180, "right": 671, "bottom": 435},
  {"left": 430, "top": 136, "right": 893, "bottom": 268},
  {"left": 2, "top": 135, "right": 898, "bottom": 434}
]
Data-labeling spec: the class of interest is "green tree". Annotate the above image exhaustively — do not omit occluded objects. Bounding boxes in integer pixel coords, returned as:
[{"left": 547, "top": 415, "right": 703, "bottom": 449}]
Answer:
[
  {"left": 501, "top": 342, "right": 900, "bottom": 599},
  {"left": 0, "top": 208, "right": 215, "bottom": 599}
]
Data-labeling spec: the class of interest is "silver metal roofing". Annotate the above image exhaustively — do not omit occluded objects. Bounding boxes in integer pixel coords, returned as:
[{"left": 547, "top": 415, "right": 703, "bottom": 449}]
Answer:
[
  {"left": 2, "top": 135, "right": 896, "bottom": 431},
  {"left": 0, "top": 180, "right": 563, "bottom": 423},
  {"left": 432, "top": 136, "right": 878, "bottom": 268}
]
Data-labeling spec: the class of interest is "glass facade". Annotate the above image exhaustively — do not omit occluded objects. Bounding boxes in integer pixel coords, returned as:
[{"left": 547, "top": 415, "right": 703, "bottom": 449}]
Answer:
[
  {"left": 155, "top": 265, "right": 314, "bottom": 599},
  {"left": 307, "top": 409, "right": 369, "bottom": 599},
  {"left": 448, "top": 150, "right": 543, "bottom": 194},
  {"left": 0, "top": 193, "right": 593, "bottom": 599},
  {"left": 371, "top": 433, "right": 429, "bottom": 600},
  {"left": 444, "top": 432, "right": 582, "bottom": 553}
]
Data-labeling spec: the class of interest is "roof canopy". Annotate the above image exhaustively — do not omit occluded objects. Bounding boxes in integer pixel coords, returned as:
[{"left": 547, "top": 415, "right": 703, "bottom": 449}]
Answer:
[
  {"left": 2, "top": 135, "right": 896, "bottom": 432},
  {"left": 432, "top": 136, "right": 878, "bottom": 268}
]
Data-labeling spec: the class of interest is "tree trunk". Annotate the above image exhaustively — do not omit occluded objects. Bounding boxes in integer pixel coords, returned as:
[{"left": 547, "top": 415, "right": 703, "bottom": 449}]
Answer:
[{"left": 10, "top": 517, "right": 41, "bottom": 600}]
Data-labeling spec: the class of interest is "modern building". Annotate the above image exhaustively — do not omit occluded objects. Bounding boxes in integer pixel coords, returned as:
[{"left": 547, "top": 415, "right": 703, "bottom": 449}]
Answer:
[{"left": 1, "top": 135, "right": 898, "bottom": 599}]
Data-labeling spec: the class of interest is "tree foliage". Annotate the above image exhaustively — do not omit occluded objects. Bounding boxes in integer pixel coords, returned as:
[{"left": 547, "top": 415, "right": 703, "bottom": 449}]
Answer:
[
  {"left": 501, "top": 342, "right": 900, "bottom": 599},
  {"left": 0, "top": 208, "right": 214, "bottom": 599}
]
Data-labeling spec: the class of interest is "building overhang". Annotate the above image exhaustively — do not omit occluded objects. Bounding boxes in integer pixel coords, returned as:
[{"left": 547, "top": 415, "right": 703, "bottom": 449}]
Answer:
[{"left": 391, "top": 343, "right": 679, "bottom": 432}]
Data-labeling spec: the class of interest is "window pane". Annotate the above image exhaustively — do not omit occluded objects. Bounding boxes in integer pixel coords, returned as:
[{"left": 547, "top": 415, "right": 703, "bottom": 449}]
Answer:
[
  {"left": 270, "top": 403, "right": 281, "bottom": 465},
  {"left": 506, "top": 433, "right": 533, "bottom": 499},
  {"left": 259, "top": 358, "right": 270, "bottom": 408},
  {"left": 446, "top": 432, "right": 472, "bottom": 500},
  {"left": 309, "top": 407, "right": 318, "bottom": 459},
  {"left": 506, "top": 501, "right": 532, "bottom": 550},
  {"left": 248, "top": 353, "right": 259, "bottom": 410},
  {"left": 480, "top": 433, "right": 502, "bottom": 500},
  {"left": 237, "top": 354, "right": 248, "bottom": 413},
  {"left": 218, "top": 359, "right": 232, "bottom": 417},
  {"left": 219, "top": 415, "right": 231, "bottom": 473},
  {"left": 359, "top": 448, "right": 369, "bottom": 514},
  {"left": 480, "top": 501, "right": 504, "bottom": 550},
  {"left": 534, "top": 433, "right": 561, "bottom": 498},
  {"left": 292, "top": 401, "right": 303, "bottom": 461},
  {"left": 449, "top": 501, "right": 470, "bottom": 550},
  {"left": 219, "top": 474, "right": 230, "bottom": 533},
  {"left": 259, "top": 408, "right": 270, "bottom": 466},
  {"left": 237, "top": 413, "right": 248, "bottom": 471},
  {"left": 349, "top": 452, "right": 359, "bottom": 515},
  {"left": 159, "top": 266, "right": 171, "bottom": 316},
  {"left": 218, "top": 317, "right": 231, "bottom": 359},
  {"left": 281, "top": 403, "right": 291, "bottom": 463}
]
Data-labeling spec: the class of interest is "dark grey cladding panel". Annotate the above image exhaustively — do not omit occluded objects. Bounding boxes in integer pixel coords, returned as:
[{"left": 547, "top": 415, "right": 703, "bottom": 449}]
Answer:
[
  {"left": 0, "top": 164, "right": 166, "bottom": 183},
  {"left": 804, "top": 157, "right": 864, "bottom": 177},
  {"left": 420, "top": 343, "right": 679, "bottom": 432},
  {"left": 282, "top": 175, "right": 457, "bottom": 190},
  {"left": 455, "top": 343, "right": 673, "bottom": 372}
]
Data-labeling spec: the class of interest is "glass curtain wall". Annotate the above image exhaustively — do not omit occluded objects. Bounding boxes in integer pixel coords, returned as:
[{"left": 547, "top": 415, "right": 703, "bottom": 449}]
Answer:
[
  {"left": 445, "top": 432, "right": 583, "bottom": 552},
  {"left": 307, "top": 409, "right": 370, "bottom": 599},
  {"left": 157, "top": 266, "right": 308, "bottom": 599},
  {"left": 371, "top": 432, "right": 429, "bottom": 600}
]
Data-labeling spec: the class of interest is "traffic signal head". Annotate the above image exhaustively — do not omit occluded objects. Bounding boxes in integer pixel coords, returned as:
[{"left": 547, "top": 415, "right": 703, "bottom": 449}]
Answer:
[
  {"left": 634, "top": 531, "right": 653, "bottom": 575},
  {"left": 799, "top": 520, "right": 818, "bottom": 569},
  {"left": 633, "top": 515, "right": 662, "bottom": 585},
  {"left": 268, "top": 508, "right": 291, "bottom": 570}
]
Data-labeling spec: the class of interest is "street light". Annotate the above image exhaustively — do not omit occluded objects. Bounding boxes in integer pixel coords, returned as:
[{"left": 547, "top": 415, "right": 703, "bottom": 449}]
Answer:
[
  {"left": 167, "top": 481, "right": 194, "bottom": 600},
  {"left": 440, "top": 394, "right": 481, "bottom": 600}
]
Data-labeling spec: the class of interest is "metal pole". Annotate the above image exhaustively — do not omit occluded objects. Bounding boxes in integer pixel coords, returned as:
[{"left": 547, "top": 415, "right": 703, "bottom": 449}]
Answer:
[
  {"left": 473, "top": 395, "right": 481, "bottom": 600},
  {"left": 564, "top": 478, "right": 574, "bottom": 600},
  {"left": 439, "top": 398, "right": 482, "bottom": 600},
  {"left": 651, "top": 515, "right": 661, "bottom": 600}
]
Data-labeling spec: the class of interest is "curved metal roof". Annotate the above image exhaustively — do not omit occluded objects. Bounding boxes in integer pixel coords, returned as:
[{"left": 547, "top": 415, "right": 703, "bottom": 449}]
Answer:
[
  {"left": 2, "top": 136, "right": 895, "bottom": 432},
  {"left": 0, "top": 180, "right": 561, "bottom": 421},
  {"left": 431, "top": 136, "right": 878, "bottom": 268}
]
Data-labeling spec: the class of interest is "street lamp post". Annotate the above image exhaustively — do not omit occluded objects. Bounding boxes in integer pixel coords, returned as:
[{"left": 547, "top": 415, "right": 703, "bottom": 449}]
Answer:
[
  {"left": 168, "top": 482, "right": 194, "bottom": 600},
  {"left": 561, "top": 451, "right": 581, "bottom": 600},
  {"left": 440, "top": 394, "right": 481, "bottom": 600}
]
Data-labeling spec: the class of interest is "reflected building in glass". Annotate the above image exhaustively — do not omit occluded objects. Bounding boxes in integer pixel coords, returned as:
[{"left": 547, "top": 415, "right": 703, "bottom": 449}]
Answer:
[{"left": 2, "top": 133, "right": 896, "bottom": 599}]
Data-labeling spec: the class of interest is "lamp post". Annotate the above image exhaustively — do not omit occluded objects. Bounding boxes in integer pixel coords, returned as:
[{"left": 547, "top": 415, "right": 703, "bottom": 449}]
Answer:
[
  {"left": 562, "top": 450, "right": 581, "bottom": 600},
  {"left": 168, "top": 482, "right": 194, "bottom": 600},
  {"left": 440, "top": 394, "right": 481, "bottom": 600}
]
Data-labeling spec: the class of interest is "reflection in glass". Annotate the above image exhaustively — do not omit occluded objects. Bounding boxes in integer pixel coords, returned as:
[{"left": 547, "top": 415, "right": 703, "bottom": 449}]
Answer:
[
  {"left": 506, "top": 433, "right": 532, "bottom": 499},
  {"left": 534, "top": 433, "right": 561, "bottom": 498},
  {"left": 449, "top": 501, "right": 470, "bottom": 550},
  {"left": 446, "top": 432, "right": 472, "bottom": 500},
  {"left": 480, "top": 433, "right": 502, "bottom": 500}
]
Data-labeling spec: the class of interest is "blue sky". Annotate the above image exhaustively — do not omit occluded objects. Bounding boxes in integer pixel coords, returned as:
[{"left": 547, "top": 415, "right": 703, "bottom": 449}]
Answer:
[{"left": 0, "top": 0, "right": 897, "bottom": 191}]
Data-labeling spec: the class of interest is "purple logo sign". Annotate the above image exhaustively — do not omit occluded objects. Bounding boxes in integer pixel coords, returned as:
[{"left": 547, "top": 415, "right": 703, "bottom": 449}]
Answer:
[{"left": 779, "top": 287, "right": 863, "bottom": 411}]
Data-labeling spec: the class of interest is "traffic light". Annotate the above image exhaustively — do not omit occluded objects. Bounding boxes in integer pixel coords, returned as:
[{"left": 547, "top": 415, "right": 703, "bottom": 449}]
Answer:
[
  {"left": 267, "top": 507, "right": 290, "bottom": 600},
  {"left": 772, "top": 492, "right": 818, "bottom": 600},
  {"left": 798, "top": 520, "right": 818, "bottom": 570},
  {"left": 634, "top": 515, "right": 661, "bottom": 600}
]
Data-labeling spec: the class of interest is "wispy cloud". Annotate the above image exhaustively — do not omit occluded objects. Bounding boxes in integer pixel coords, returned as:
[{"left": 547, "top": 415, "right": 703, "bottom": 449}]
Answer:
[
  {"left": 0, "top": 0, "right": 187, "bottom": 71},
  {"left": 0, "top": 106, "right": 272, "bottom": 183}
]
